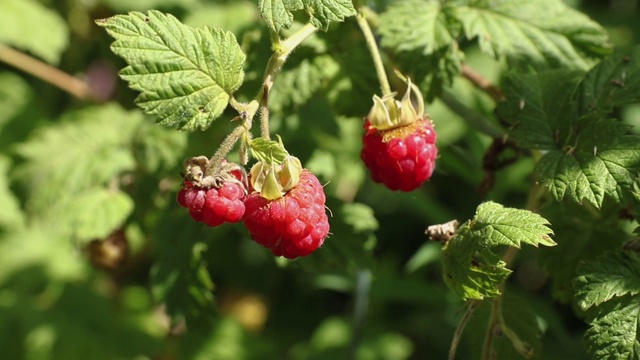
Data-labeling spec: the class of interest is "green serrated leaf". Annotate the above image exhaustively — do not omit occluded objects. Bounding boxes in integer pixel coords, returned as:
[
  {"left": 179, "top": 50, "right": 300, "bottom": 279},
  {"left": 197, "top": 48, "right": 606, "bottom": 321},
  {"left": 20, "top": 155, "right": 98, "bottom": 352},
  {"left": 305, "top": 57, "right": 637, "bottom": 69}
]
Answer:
[
  {"left": 470, "top": 201, "right": 556, "bottom": 248},
  {"left": 258, "top": 0, "right": 355, "bottom": 32},
  {"left": 578, "top": 46, "right": 640, "bottom": 118},
  {"left": 498, "top": 70, "right": 583, "bottom": 149},
  {"left": 535, "top": 120, "right": 640, "bottom": 208},
  {"left": 0, "top": 0, "right": 69, "bottom": 64},
  {"left": 258, "top": 0, "right": 304, "bottom": 32},
  {"left": 62, "top": 189, "right": 134, "bottom": 242},
  {"left": 574, "top": 251, "right": 640, "bottom": 311},
  {"left": 305, "top": 0, "right": 356, "bottom": 31},
  {"left": 96, "top": 11, "right": 246, "bottom": 131},
  {"left": 250, "top": 138, "right": 290, "bottom": 164},
  {"left": 452, "top": 0, "right": 610, "bottom": 69},
  {"left": 584, "top": 297, "right": 640, "bottom": 360},
  {"left": 443, "top": 201, "right": 554, "bottom": 300},
  {"left": 571, "top": 252, "right": 640, "bottom": 358}
]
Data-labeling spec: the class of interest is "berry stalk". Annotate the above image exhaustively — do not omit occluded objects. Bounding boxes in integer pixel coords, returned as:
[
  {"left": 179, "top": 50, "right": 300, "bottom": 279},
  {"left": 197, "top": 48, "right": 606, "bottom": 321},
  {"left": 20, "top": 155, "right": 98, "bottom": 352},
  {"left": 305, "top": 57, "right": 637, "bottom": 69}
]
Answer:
[{"left": 356, "top": 7, "right": 392, "bottom": 97}]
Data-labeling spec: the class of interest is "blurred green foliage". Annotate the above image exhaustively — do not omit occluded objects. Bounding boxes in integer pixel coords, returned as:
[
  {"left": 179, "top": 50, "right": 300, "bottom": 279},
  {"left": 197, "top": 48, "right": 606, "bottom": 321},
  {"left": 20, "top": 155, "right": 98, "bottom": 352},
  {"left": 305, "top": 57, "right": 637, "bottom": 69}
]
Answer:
[{"left": 1, "top": 0, "right": 639, "bottom": 359}]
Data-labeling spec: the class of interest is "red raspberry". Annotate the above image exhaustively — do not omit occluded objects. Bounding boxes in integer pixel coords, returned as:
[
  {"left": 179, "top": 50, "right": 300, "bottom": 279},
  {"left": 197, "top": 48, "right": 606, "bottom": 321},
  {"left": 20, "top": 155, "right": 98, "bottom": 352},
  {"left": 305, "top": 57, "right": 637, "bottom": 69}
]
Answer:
[
  {"left": 361, "top": 118, "right": 437, "bottom": 191},
  {"left": 177, "top": 179, "right": 246, "bottom": 227},
  {"left": 242, "top": 169, "right": 329, "bottom": 259}
]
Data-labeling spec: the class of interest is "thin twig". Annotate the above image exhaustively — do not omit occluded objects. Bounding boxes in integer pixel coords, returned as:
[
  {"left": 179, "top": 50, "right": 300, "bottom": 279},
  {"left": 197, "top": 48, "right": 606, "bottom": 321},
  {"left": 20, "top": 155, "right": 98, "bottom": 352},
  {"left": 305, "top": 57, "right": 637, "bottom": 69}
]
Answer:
[
  {"left": 449, "top": 300, "right": 480, "bottom": 360},
  {"left": 481, "top": 298, "right": 500, "bottom": 360},
  {"left": 0, "top": 44, "right": 95, "bottom": 100},
  {"left": 461, "top": 64, "right": 504, "bottom": 102}
]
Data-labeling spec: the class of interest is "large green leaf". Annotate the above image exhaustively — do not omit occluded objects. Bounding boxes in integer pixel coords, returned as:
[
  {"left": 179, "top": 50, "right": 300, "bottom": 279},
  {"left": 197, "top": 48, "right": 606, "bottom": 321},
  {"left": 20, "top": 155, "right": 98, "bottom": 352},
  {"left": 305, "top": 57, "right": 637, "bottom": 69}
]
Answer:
[
  {"left": 535, "top": 120, "right": 640, "bottom": 208},
  {"left": 0, "top": 0, "right": 69, "bottom": 63},
  {"left": 97, "top": 11, "right": 246, "bottom": 131},
  {"left": 453, "top": 0, "right": 610, "bottom": 69}
]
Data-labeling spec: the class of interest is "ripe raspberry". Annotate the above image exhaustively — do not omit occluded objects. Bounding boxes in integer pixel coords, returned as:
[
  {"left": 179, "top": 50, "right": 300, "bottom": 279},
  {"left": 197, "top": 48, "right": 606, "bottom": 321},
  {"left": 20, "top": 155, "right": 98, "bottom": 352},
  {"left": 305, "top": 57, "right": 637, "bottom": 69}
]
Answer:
[
  {"left": 243, "top": 169, "right": 329, "bottom": 259},
  {"left": 361, "top": 118, "right": 437, "bottom": 191},
  {"left": 177, "top": 176, "right": 246, "bottom": 227}
]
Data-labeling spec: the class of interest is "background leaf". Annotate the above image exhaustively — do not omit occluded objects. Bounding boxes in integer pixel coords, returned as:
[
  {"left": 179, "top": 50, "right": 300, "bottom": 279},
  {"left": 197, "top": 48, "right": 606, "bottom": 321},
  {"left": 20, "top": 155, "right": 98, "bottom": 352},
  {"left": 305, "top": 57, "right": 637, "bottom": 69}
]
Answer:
[
  {"left": 452, "top": 0, "right": 610, "bottom": 69},
  {"left": 378, "top": 0, "right": 463, "bottom": 100},
  {"left": 258, "top": 0, "right": 355, "bottom": 32},
  {"left": 0, "top": 0, "right": 69, "bottom": 63},
  {"left": 574, "top": 251, "right": 640, "bottom": 359},
  {"left": 535, "top": 120, "right": 640, "bottom": 208},
  {"left": 97, "top": 11, "right": 246, "bottom": 131},
  {"left": 574, "top": 251, "right": 640, "bottom": 311},
  {"left": 577, "top": 46, "right": 640, "bottom": 118},
  {"left": 14, "top": 104, "right": 139, "bottom": 216},
  {"left": 497, "top": 70, "right": 583, "bottom": 149}
]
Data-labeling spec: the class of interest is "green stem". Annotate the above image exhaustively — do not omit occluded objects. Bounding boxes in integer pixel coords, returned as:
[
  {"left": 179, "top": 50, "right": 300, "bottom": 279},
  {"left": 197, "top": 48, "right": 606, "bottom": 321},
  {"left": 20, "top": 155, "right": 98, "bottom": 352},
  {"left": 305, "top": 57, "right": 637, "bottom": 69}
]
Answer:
[
  {"left": 253, "top": 23, "right": 317, "bottom": 139},
  {"left": 356, "top": 7, "right": 392, "bottom": 97},
  {"left": 256, "top": 24, "right": 318, "bottom": 105},
  {"left": 260, "top": 106, "right": 270, "bottom": 140}
]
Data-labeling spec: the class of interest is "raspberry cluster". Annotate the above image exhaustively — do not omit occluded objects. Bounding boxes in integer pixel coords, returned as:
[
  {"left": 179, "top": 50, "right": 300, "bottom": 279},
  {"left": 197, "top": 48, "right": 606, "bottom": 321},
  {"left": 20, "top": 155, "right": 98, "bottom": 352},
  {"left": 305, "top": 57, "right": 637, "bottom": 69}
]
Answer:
[
  {"left": 177, "top": 179, "right": 246, "bottom": 227},
  {"left": 361, "top": 118, "right": 437, "bottom": 192},
  {"left": 242, "top": 170, "right": 330, "bottom": 259},
  {"left": 178, "top": 160, "right": 329, "bottom": 259}
]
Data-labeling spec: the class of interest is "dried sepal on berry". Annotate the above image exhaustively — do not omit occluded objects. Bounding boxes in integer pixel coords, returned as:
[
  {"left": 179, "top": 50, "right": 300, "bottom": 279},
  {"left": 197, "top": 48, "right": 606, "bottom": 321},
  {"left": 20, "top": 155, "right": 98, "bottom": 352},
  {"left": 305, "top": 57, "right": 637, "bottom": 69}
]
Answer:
[
  {"left": 178, "top": 156, "right": 248, "bottom": 226},
  {"left": 367, "top": 75, "right": 425, "bottom": 131}
]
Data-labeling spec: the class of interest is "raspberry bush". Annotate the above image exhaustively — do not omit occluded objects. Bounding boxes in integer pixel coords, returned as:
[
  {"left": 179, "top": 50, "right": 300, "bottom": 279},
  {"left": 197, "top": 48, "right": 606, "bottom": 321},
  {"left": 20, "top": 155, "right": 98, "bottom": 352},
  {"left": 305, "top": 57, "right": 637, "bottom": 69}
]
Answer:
[{"left": 1, "top": 0, "right": 640, "bottom": 359}]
